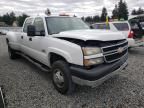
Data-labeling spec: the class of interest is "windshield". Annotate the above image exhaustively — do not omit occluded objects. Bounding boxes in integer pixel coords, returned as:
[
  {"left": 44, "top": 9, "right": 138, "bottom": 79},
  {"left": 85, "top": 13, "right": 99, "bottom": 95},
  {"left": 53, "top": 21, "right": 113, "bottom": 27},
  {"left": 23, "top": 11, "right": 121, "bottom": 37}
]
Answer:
[
  {"left": 113, "top": 23, "right": 129, "bottom": 31},
  {"left": 46, "top": 17, "right": 90, "bottom": 34}
]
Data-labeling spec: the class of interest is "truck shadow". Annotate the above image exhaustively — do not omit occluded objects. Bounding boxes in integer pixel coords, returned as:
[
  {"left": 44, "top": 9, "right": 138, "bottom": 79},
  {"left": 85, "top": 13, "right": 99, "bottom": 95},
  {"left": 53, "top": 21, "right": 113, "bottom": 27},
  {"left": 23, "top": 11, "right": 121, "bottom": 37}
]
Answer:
[
  {"left": 19, "top": 56, "right": 138, "bottom": 95},
  {"left": 128, "top": 47, "right": 144, "bottom": 55},
  {"left": 18, "top": 57, "right": 52, "bottom": 82}
]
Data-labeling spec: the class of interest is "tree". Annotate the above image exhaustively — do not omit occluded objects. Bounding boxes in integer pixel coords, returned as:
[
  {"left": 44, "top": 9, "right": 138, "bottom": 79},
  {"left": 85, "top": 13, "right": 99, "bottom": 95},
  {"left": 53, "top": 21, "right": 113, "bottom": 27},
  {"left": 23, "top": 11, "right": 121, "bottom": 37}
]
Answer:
[
  {"left": 85, "top": 16, "right": 93, "bottom": 22},
  {"left": 112, "top": 5, "right": 119, "bottom": 19},
  {"left": 17, "top": 14, "right": 29, "bottom": 26},
  {"left": 118, "top": 0, "right": 129, "bottom": 20},
  {"left": 131, "top": 8, "right": 144, "bottom": 15},
  {"left": 101, "top": 7, "right": 107, "bottom": 21},
  {"left": 9, "top": 12, "right": 16, "bottom": 25},
  {"left": 1, "top": 12, "right": 16, "bottom": 26},
  {"left": 2, "top": 13, "right": 11, "bottom": 25},
  {"left": 93, "top": 15, "right": 100, "bottom": 22},
  {"left": 0, "top": 12, "right": 28, "bottom": 26},
  {"left": 45, "top": 8, "right": 51, "bottom": 16},
  {"left": 0, "top": 16, "right": 3, "bottom": 22},
  {"left": 131, "top": 9, "right": 137, "bottom": 15},
  {"left": 123, "top": 1, "right": 129, "bottom": 20},
  {"left": 137, "top": 8, "right": 144, "bottom": 15}
]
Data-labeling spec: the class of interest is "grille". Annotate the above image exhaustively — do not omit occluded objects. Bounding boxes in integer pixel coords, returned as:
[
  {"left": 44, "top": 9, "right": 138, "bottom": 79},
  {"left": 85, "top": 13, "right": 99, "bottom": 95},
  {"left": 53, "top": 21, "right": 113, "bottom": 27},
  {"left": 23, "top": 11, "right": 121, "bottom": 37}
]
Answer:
[{"left": 102, "top": 40, "right": 128, "bottom": 63}]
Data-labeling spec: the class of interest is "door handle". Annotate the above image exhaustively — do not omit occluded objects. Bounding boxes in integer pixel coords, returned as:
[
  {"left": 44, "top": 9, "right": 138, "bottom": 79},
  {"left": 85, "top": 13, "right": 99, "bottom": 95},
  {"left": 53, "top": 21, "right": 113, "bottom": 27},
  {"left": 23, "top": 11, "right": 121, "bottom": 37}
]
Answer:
[
  {"left": 29, "top": 37, "right": 32, "bottom": 41},
  {"left": 21, "top": 36, "right": 23, "bottom": 39}
]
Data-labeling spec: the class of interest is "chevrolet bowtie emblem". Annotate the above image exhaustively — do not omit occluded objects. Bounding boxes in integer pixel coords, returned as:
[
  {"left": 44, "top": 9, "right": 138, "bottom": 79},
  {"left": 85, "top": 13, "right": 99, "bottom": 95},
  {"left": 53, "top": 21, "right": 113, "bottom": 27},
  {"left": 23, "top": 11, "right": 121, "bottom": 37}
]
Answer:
[{"left": 117, "top": 47, "right": 124, "bottom": 53}]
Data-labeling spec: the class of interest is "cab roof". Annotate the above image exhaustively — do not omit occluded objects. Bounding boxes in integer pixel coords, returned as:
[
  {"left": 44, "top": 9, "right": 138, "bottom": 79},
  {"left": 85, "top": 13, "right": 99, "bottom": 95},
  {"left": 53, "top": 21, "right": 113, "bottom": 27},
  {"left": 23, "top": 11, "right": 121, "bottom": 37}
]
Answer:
[{"left": 28, "top": 15, "right": 72, "bottom": 19}]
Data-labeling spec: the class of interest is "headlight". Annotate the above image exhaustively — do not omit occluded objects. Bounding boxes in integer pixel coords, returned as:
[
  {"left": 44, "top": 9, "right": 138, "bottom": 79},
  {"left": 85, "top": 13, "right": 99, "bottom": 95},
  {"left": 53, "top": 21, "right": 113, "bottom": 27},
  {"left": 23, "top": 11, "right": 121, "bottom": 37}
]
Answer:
[
  {"left": 84, "top": 57, "right": 104, "bottom": 66},
  {"left": 82, "top": 47, "right": 102, "bottom": 56}
]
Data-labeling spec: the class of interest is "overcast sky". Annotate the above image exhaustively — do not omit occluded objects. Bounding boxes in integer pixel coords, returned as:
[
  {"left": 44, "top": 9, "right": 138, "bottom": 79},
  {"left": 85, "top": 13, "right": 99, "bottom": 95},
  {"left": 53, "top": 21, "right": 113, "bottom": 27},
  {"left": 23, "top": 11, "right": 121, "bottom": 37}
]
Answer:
[{"left": 0, "top": 0, "right": 143, "bottom": 17}]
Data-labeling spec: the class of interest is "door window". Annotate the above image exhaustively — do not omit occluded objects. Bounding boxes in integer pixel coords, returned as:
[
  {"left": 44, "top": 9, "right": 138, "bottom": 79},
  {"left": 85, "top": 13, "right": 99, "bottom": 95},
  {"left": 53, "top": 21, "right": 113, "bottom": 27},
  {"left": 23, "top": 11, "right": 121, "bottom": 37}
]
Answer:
[
  {"left": 113, "top": 23, "right": 129, "bottom": 31},
  {"left": 23, "top": 18, "right": 33, "bottom": 33},
  {"left": 33, "top": 18, "right": 45, "bottom": 36}
]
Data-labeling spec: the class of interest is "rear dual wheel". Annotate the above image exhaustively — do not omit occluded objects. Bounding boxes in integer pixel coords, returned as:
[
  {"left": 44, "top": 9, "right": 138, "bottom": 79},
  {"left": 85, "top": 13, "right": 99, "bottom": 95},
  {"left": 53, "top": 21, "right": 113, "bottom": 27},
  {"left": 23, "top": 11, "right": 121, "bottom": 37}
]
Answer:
[{"left": 8, "top": 46, "right": 19, "bottom": 59}]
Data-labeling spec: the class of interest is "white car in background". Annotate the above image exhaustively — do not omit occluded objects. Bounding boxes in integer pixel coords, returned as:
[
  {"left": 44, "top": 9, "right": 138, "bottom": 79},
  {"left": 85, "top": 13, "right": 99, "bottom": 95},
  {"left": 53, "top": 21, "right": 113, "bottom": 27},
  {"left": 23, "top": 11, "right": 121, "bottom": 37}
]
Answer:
[
  {"left": 0, "top": 29, "right": 7, "bottom": 35},
  {"left": 92, "top": 21, "right": 135, "bottom": 47}
]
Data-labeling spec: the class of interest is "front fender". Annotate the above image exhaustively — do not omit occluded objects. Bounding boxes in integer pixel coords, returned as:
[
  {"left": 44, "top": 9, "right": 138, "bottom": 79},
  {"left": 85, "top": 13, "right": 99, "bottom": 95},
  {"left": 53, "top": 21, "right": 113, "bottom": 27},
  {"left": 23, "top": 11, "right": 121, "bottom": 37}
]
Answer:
[{"left": 47, "top": 47, "right": 73, "bottom": 63}]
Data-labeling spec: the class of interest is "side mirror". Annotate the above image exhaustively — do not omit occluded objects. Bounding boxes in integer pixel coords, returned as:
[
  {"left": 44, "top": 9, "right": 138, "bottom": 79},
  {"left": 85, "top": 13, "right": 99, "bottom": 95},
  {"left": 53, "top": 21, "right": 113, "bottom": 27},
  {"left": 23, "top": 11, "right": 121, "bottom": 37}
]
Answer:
[{"left": 27, "top": 25, "right": 35, "bottom": 36}]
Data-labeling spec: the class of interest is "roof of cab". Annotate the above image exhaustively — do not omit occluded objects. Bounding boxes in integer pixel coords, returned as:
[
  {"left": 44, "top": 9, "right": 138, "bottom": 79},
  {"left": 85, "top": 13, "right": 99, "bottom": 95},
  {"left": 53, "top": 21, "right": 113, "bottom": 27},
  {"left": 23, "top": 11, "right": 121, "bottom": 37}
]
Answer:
[{"left": 28, "top": 15, "right": 72, "bottom": 19}]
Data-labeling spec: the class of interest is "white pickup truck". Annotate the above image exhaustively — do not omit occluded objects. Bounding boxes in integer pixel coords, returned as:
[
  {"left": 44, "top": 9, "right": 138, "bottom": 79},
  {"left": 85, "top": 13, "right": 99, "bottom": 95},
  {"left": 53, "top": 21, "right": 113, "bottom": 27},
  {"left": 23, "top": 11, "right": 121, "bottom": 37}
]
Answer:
[{"left": 6, "top": 16, "right": 128, "bottom": 94}]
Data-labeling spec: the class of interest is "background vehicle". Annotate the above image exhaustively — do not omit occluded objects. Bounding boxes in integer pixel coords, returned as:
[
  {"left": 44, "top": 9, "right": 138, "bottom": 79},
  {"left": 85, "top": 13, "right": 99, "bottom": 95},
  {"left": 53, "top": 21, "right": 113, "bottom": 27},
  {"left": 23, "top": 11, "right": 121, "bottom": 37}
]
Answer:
[
  {"left": 6, "top": 16, "right": 128, "bottom": 94},
  {"left": 0, "top": 29, "right": 7, "bottom": 35},
  {"left": 91, "top": 21, "right": 135, "bottom": 47},
  {"left": 128, "top": 15, "right": 144, "bottom": 47},
  {"left": 140, "top": 22, "right": 144, "bottom": 30},
  {"left": 0, "top": 27, "right": 22, "bottom": 35}
]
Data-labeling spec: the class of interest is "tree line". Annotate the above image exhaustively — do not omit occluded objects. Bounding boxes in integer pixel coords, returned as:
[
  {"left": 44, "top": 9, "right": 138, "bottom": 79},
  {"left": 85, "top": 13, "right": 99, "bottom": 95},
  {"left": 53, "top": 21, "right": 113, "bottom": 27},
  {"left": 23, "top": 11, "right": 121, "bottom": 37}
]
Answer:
[
  {"left": 0, "top": 12, "right": 29, "bottom": 27},
  {"left": 82, "top": 0, "right": 129, "bottom": 23},
  {"left": 131, "top": 8, "right": 144, "bottom": 15},
  {"left": 0, "top": 0, "right": 144, "bottom": 26},
  {"left": 82, "top": 0, "right": 144, "bottom": 23}
]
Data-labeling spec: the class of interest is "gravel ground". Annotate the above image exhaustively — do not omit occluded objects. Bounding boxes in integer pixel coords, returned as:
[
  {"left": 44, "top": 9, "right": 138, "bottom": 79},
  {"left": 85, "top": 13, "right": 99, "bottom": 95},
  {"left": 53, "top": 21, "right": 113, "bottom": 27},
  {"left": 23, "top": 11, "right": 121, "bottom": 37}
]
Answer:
[{"left": 0, "top": 35, "right": 144, "bottom": 108}]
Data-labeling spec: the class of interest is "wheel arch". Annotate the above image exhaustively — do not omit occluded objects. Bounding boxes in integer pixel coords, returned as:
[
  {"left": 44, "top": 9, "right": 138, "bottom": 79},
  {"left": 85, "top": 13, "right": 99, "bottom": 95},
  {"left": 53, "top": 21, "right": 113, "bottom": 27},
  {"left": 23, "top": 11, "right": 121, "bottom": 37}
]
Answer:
[
  {"left": 47, "top": 48, "right": 73, "bottom": 66},
  {"left": 49, "top": 52, "right": 67, "bottom": 66}
]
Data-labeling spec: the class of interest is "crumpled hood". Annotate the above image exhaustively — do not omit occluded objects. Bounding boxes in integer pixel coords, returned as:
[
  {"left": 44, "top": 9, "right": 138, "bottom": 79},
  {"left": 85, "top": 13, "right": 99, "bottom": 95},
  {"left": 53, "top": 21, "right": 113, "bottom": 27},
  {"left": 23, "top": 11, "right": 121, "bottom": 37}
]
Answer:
[{"left": 52, "top": 29, "right": 126, "bottom": 41}]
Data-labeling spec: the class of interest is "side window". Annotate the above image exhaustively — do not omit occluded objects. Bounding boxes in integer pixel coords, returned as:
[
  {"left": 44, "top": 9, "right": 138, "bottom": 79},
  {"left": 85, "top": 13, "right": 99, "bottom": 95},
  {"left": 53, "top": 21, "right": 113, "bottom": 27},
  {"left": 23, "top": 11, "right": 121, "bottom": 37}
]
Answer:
[
  {"left": 33, "top": 18, "right": 45, "bottom": 36},
  {"left": 113, "top": 23, "right": 129, "bottom": 31},
  {"left": 23, "top": 18, "right": 33, "bottom": 33}
]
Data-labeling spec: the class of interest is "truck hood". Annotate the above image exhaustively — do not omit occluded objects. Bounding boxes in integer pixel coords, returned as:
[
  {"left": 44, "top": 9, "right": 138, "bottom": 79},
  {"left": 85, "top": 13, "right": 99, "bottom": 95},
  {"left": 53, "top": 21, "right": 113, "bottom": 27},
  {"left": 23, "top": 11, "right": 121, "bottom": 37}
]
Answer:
[{"left": 52, "top": 29, "right": 126, "bottom": 41}]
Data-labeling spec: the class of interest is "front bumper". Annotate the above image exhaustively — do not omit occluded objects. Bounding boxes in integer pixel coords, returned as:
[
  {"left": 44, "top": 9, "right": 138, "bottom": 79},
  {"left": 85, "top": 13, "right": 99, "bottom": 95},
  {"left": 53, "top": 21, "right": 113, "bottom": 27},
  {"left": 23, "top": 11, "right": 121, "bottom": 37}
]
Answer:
[{"left": 70, "top": 54, "right": 128, "bottom": 87}]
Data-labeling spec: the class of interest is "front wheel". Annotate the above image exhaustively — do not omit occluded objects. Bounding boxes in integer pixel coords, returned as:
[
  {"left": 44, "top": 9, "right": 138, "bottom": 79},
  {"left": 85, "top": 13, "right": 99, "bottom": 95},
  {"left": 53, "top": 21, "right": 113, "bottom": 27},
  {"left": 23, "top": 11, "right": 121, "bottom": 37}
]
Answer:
[{"left": 51, "top": 60, "right": 75, "bottom": 94}]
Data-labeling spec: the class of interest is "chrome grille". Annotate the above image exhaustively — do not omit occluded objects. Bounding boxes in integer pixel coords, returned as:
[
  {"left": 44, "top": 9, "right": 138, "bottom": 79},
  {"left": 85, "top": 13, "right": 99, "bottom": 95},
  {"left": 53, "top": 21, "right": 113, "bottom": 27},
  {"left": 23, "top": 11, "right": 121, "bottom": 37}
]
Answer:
[{"left": 102, "top": 40, "right": 128, "bottom": 63}]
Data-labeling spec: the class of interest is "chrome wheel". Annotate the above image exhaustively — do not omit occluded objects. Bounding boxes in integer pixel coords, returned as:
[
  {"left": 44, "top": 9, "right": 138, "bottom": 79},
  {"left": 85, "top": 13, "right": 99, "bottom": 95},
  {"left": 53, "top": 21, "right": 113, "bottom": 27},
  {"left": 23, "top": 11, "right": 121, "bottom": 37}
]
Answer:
[{"left": 53, "top": 69, "right": 64, "bottom": 88}]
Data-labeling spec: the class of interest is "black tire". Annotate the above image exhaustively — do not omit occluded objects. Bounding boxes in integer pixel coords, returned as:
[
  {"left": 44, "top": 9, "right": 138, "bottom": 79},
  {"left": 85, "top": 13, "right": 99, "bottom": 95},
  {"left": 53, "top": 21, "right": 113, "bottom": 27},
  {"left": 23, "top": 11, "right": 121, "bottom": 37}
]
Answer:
[
  {"left": 8, "top": 46, "right": 19, "bottom": 59},
  {"left": 51, "top": 60, "right": 75, "bottom": 94}
]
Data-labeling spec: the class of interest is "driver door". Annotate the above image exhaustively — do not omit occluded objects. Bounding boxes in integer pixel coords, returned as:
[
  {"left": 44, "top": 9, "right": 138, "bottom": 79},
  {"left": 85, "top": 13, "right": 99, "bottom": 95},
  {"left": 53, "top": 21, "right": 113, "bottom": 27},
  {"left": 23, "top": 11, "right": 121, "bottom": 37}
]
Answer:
[
  {"left": 20, "top": 18, "right": 34, "bottom": 54},
  {"left": 26, "top": 17, "right": 48, "bottom": 64}
]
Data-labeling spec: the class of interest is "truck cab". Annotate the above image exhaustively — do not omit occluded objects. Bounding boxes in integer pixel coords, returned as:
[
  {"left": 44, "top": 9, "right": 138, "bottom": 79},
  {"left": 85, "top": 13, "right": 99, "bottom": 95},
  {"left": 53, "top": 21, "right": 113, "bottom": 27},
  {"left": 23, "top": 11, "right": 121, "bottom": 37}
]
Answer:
[{"left": 6, "top": 15, "right": 128, "bottom": 94}]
